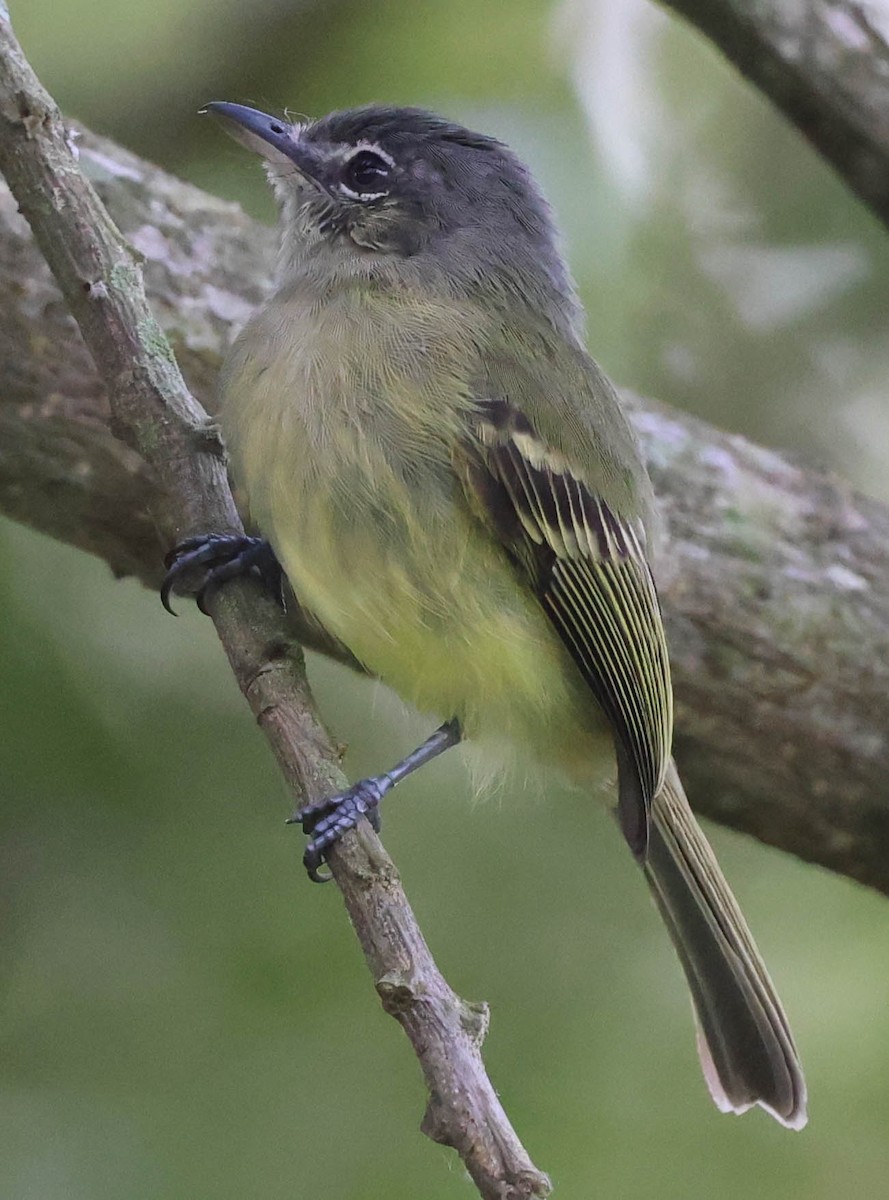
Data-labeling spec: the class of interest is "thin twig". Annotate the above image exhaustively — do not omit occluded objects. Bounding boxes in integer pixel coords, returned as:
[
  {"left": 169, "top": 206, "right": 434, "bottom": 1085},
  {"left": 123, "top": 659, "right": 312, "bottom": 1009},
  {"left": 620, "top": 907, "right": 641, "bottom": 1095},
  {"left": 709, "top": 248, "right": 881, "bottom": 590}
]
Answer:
[{"left": 0, "top": 13, "right": 549, "bottom": 1198}]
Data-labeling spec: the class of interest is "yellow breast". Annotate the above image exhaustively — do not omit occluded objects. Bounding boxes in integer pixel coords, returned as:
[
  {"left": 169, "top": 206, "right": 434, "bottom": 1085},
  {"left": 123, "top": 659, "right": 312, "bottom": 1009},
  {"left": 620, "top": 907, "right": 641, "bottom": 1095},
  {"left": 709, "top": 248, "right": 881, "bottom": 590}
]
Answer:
[{"left": 220, "top": 283, "right": 613, "bottom": 784}]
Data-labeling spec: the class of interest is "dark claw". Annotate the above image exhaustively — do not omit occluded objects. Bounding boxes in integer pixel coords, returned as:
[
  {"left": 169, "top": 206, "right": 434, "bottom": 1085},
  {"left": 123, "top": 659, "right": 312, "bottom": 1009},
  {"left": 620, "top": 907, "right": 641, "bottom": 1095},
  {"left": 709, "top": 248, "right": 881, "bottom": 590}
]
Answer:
[
  {"left": 291, "top": 777, "right": 390, "bottom": 883},
  {"left": 160, "top": 534, "right": 284, "bottom": 615},
  {"left": 303, "top": 846, "right": 333, "bottom": 884}
]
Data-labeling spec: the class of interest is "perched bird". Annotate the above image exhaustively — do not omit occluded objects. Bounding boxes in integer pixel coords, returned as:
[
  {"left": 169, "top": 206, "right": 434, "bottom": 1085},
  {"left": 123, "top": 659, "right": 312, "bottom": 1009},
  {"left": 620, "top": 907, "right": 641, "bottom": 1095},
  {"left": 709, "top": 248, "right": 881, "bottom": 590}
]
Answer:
[{"left": 164, "top": 102, "right": 806, "bottom": 1128}]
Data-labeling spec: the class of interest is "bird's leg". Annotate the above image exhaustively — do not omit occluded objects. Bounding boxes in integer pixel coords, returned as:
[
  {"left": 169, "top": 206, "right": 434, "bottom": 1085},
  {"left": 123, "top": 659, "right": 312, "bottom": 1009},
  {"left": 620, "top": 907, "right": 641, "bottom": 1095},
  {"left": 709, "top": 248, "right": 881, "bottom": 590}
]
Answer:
[
  {"left": 292, "top": 718, "right": 462, "bottom": 882},
  {"left": 161, "top": 534, "right": 285, "bottom": 614}
]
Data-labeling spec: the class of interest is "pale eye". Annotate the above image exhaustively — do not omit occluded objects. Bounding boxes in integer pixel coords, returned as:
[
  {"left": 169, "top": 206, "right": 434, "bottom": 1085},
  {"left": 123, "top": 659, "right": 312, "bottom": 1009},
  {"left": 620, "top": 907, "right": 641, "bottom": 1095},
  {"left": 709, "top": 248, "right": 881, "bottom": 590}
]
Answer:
[{"left": 343, "top": 149, "right": 391, "bottom": 195}]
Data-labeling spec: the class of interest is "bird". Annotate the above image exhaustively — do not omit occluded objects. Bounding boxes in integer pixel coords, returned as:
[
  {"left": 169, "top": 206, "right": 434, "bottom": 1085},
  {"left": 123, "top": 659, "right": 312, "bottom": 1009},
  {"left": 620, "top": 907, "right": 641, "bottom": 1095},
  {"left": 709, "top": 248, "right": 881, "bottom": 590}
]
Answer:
[{"left": 163, "top": 101, "right": 807, "bottom": 1129}]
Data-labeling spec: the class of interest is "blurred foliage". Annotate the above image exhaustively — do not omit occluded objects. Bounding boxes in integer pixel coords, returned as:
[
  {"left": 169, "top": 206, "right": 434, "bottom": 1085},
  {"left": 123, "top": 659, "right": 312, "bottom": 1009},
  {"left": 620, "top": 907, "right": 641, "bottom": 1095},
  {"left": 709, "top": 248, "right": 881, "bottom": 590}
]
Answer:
[{"left": 5, "top": 0, "right": 889, "bottom": 1197}]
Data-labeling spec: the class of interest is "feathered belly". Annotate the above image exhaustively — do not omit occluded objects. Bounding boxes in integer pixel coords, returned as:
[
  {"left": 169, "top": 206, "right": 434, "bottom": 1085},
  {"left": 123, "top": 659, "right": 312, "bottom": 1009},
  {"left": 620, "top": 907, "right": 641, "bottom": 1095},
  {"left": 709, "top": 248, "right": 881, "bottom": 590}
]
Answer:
[
  {"left": 264, "top": 477, "right": 614, "bottom": 788},
  {"left": 221, "top": 298, "right": 614, "bottom": 789}
]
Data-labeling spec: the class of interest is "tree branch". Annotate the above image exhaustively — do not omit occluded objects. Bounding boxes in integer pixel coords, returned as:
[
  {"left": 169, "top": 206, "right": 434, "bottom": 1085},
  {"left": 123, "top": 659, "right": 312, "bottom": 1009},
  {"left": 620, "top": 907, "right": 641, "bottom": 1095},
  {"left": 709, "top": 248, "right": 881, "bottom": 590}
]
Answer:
[
  {"left": 0, "top": 14, "right": 550, "bottom": 1200},
  {"left": 2, "top": 114, "right": 888, "bottom": 897},
  {"left": 659, "top": 0, "right": 889, "bottom": 230}
]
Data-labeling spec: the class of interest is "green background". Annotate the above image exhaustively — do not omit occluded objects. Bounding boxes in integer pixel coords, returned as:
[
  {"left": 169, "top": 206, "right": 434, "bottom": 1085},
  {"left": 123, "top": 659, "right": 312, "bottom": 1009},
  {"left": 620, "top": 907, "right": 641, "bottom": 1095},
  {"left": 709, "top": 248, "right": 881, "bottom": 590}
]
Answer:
[{"left": 5, "top": 2, "right": 889, "bottom": 1197}]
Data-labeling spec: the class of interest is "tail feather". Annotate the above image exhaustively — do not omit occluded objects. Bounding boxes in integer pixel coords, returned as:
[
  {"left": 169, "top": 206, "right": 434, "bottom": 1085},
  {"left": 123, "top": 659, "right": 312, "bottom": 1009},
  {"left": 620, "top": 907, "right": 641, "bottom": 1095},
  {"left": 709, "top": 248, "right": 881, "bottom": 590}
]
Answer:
[{"left": 644, "top": 761, "right": 807, "bottom": 1129}]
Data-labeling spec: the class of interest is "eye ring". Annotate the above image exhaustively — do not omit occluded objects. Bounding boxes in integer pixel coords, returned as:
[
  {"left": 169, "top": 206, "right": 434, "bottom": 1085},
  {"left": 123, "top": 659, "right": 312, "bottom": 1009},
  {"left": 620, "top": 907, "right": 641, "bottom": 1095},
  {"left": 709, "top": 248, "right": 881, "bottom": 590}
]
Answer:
[{"left": 342, "top": 148, "right": 392, "bottom": 198}]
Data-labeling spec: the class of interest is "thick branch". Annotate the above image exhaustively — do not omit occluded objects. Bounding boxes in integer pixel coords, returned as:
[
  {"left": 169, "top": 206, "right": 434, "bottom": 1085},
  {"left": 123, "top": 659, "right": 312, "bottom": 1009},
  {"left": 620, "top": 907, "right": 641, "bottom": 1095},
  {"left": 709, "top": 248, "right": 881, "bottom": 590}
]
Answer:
[
  {"left": 635, "top": 397, "right": 889, "bottom": 892},
  {"left": 660, "top": 0, "right": 889, "bottom": 229},
  {"left": 0, "top": 16, "right": 549, "bottom": 1200},
  {"left": 1, "top": 123, "right": 887, "bottom": 895}
]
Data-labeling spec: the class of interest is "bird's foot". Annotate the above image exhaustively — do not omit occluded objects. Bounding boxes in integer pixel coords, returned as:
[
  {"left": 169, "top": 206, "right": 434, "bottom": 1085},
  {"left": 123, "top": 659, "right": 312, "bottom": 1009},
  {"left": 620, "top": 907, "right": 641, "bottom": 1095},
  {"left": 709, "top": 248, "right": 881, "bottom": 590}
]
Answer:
[
  {"left": 289, "top": 776, "right": 392, "bottom": 883},
  {"left": 161, "top": 534, "right": 284, "bottom": 614}
]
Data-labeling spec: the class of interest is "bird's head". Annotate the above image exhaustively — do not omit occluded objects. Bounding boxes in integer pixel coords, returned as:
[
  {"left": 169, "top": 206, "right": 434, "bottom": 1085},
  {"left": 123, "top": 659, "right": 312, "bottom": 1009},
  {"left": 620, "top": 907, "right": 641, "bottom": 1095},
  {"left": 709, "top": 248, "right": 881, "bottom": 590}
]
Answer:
[{"left": 207, "top": 101, "right": 580, "bottom": 331}]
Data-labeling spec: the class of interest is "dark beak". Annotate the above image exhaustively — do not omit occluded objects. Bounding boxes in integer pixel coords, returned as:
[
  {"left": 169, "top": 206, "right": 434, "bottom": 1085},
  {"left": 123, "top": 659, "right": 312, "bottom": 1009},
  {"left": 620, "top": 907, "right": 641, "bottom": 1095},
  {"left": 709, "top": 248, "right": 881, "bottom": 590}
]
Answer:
[{"left": 203, "top": 102, "right": 326, "bottom": 184}]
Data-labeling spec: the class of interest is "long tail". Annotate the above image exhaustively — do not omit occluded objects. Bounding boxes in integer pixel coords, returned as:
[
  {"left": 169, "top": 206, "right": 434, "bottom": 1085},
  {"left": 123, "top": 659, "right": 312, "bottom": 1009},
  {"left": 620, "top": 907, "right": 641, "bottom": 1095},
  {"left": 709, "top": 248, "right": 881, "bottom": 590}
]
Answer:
[{"left": 644, "top": 761, "right": 807, "bottom": 1129}]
